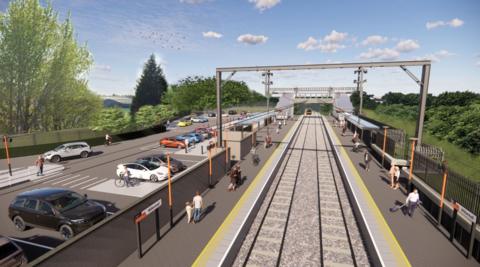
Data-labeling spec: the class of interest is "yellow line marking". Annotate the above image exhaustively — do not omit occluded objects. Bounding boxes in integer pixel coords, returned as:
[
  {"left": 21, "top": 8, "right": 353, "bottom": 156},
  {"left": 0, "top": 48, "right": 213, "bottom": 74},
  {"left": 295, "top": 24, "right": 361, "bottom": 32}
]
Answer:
[
  {"left": 324, "top": 118, "right": 411, "bottom": 267},
  {"left": 192, "top": 119, "right": 301, "bottom": 267}
]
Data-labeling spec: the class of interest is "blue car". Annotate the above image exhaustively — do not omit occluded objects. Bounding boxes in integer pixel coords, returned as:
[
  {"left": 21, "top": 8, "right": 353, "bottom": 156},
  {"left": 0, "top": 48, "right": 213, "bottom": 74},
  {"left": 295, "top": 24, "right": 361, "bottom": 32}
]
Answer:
[
  {"left": 175, "top": 134, "right": 196, "bottom": 144},
  {"left": 181, "top": 133, "right": 204, "bottom": 143}
]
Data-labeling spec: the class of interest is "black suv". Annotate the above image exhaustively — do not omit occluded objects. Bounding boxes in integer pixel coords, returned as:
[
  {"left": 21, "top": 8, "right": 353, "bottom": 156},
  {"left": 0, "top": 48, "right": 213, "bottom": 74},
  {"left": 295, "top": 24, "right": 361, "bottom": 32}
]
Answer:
[
  {"left": 137, "top": 154, "right": 186, "bottom": 173},
  {"left": 8, "top": 188, "right": 106, "bottom": 240},
  {"left": 228, "top": 110, "right": 237, "bottom": 115}
]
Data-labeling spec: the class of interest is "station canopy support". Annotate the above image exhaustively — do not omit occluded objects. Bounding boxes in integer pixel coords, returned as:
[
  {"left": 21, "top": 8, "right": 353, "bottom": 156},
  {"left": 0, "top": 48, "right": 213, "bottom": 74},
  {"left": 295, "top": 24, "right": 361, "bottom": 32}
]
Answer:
[{"left": 215, "top": 60, "right": 431, "bottom": 145}]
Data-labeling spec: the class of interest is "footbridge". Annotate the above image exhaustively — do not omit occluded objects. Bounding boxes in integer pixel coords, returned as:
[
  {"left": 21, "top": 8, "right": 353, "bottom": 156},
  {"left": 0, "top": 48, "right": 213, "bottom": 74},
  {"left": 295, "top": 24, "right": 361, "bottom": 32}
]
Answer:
[{"left": 271, "top": 86, "right": 356, "bottom": 103}]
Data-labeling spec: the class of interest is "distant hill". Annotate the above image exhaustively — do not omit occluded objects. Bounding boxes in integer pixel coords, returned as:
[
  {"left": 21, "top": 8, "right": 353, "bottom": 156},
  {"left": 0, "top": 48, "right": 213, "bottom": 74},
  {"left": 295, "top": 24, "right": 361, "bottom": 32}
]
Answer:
[{"left": 101, "top": 96, "right": 132, "bottom": 108}]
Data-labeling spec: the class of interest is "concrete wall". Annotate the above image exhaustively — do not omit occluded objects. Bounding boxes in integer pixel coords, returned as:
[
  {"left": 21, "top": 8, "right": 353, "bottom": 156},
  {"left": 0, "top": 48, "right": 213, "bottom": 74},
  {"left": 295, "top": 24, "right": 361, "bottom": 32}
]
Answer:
[{"left": 32, "top": 148, "right": 230, "bottom": 267}]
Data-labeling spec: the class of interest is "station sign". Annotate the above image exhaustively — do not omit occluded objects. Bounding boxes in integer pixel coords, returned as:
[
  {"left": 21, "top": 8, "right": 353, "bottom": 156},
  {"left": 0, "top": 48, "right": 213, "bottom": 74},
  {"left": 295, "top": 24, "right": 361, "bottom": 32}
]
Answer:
[
  {"left": 135, "top": 199, "right": 162, "bottom": 224},
  {"left": 458, "top": 204, "right": 477, "bottom": 223}
]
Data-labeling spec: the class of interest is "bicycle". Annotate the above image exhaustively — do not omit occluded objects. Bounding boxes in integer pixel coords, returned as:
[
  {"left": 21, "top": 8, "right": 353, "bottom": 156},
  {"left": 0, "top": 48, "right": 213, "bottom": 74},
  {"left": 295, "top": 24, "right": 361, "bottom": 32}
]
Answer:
[{"left": 114, "top": 173, "right": 132, "bottom": 187}]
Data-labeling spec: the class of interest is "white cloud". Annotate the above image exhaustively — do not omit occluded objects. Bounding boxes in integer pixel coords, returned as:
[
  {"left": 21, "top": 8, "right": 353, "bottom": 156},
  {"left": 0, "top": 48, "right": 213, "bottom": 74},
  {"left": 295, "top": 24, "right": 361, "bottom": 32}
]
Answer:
[
  {"left": 415, "top": 50, "right": 455, "bottom": 62},
  {"left": 297, "top": 30, "right": 348, "bottom": 53},
  {"left": 395, "top": 39, "right": 420, "bottom": 52},
  {"left": 179, "top": 0, "right": 208, "bottom": 4},
  {"left": 426, "top": 18, "right": 464, "bottom": 29},
  {"left": 202, "top": 31, "right": 222, "bottom": 38},
  {"left": 323, "top": 30, "right": 348, "bottom": 43},
  {"left": 237, "top": 34, "right": 268, "bottom": 45},
  {"left": 249, "top": 0, "right": 281, "bottom": 11},
  {"left": 359, "top": 48, "right": 400, "bottom": 60},
  {"left": 361, "top": 35, "right": 388, "bottom": 46}
]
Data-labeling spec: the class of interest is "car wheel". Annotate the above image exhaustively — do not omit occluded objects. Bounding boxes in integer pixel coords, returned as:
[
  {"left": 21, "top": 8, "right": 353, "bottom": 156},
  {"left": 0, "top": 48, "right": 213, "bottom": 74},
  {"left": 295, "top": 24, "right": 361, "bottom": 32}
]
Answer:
[
  {"left": 80, "top": 151, "right": 89, "bottom": 158},
  {"left": 150, "top": 174, "right": 158, "bottom": 182},
  {"left": 13, "top": 216, "right": 27, "bottom": 231},
  {"left": 59, "top": 224, "right": 74, "bottom": 240},
  {"left": 51, "top": 155, "right": 61, "bottom": 163}
]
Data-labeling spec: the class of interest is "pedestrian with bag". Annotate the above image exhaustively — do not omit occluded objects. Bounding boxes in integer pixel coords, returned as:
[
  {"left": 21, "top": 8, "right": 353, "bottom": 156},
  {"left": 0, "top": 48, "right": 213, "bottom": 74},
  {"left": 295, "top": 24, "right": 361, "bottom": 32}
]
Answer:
[{"left": 405, "top": 189, "right": 420, "bottom": 217}]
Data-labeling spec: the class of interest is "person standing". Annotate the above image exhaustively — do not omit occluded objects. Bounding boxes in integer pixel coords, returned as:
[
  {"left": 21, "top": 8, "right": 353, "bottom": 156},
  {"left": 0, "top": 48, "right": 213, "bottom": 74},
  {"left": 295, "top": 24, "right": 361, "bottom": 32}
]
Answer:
[
  {"left": 185, "top": 202, "right": 193, "bottom": 224},
  {"left": 192, "top": 191, "right": 203, "bottom": 223},
  {"left": 364, "top": 150, "right": 371, "bottom": 171},
  {"left": 122, "top": 165, "right": 132, "bottom": 187},
  {"left": 342, "top": 124, "right": 347, "bottom": 136},
  {"left": 184, "top": 138, "right": 189, "bottom": 154},
  {"left": 405, "top": 189, "right": 420, "bottom": 217},
  {"left": 35, "top": 155, "right": 45, "bottom": 176},
  {"left": 389, "top": 164, "right": 396, "bottom": 188},
  {"left": 394, "top": 166, "right": 401, "bottom": 190}
]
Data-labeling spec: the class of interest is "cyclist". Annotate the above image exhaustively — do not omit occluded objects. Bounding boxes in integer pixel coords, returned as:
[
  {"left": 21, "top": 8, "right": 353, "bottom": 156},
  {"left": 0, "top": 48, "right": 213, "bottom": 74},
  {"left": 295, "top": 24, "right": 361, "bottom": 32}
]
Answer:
[
  {"left": 105, "top": 134, "right": 112, "bottom": 146},
  {"left": 122, "top": 165, "right": 132, "bottom": 187}
]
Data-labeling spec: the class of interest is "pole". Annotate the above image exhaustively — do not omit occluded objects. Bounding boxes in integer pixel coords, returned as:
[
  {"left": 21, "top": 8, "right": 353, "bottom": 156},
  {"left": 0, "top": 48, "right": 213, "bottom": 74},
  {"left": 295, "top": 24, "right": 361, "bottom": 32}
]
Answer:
[
  {"left": 408, "top": 138, "right": 418, "bottom": 192},
  {"left": 415, "top": 64, "right": 431, "bottom": 144},
  {"left": 136, "top": 222, "right": 142, "bottom": 258},
  {"left": 381, "top": 126, "right": 389, "bottom": 167},
  {"left": 216, "top": 71, "right": 223, "bottom": 146},
  {"left": 3, "top": 136, "right": 12, "bottom": 177},
  {"left": 354, "top": 68, "right": 367, "bottom": 124},
  {"left": 438, "top": 160, "right": 448, "bottom": 223},
  {"left": 208, "top": 148, "right": 212, "bottom": 188},
  {"left": 224, "top": 140, "right": 228, "bottom": 171},
  {"left": 167, "top": 153, "right": 173, "bottom": 227},
  {"left": 263, "top": 71, "right": 273, "bottom": 136}
]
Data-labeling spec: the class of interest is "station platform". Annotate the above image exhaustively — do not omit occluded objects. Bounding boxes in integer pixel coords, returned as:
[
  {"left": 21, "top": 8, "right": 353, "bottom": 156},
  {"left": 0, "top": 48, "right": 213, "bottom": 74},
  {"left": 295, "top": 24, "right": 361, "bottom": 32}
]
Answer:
[
  {"left": 326, "top": 116, "right": 479, "bottom": 267},
  {"left": 118, "top": 117, "right": 297, "bottom": 267}
]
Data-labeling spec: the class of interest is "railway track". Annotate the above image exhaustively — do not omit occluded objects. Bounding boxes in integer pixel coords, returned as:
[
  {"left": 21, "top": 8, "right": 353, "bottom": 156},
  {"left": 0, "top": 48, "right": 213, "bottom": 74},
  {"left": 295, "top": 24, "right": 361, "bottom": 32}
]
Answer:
[{"left": 234, "top": 115, "right": 369, "bottom": 266}]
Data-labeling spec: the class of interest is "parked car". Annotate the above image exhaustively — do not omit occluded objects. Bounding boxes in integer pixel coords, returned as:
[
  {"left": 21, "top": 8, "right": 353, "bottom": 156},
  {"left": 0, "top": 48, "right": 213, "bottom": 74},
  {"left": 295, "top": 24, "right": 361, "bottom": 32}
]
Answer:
[
  {"left": 116, "top": 162, "right": 168, "bottom": 182},
  {"left": 175, "top": 134, "right": 196, "bottom": 144},
  {"left": 137, "top": 154, "right": 186, "bottom": 173},
  {"left": 191, "top": 116, "right": 208, "bottom": 123},
  {"left": 0, "top": 236, "right": 27, "bottom": 267},
  {"left": 160, "top": 137, "right": 186, "bottom": 149},
  {"left": 221, "top": 113, "right": 229, "bottom": 117},
  {"left": 207, "top": 112, "right": 216, "bottom": 117},
  {"left": 228, "top": 110, "right": 237, "bottom": 115},
  {"left": 186, "top": 133, "right": 204, "bottom": 143},
  {"left": 8, "top": 188, "right": 106, "bottom": 240},
  {"left": 195, "top": 127, "right": 213, "bottom": 139},
  {"left": 43, "top": 142, "right": 91, "bottom": 163},
  {"left": 177, "top": 119, "right": 192, "bottom": 127}
]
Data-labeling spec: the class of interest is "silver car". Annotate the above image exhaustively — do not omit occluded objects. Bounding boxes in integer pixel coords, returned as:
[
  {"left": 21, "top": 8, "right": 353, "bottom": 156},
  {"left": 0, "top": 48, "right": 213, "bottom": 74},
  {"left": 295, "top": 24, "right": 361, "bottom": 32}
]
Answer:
[{"left": 43, "top": 142, "right": 92, "bottom": 163}]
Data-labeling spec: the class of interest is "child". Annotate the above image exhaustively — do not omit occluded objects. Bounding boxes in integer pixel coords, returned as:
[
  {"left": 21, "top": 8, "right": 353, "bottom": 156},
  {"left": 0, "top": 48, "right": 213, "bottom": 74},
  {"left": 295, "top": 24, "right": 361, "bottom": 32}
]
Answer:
[{"left": 185, "top": 202, "right": 193, "bottom": 224}]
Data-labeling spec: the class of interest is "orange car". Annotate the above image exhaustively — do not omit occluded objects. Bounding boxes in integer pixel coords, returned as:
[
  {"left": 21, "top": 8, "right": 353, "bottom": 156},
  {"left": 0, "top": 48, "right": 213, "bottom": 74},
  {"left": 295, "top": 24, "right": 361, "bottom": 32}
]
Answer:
[{"left": 160, "top": 137, "right": 186, "bottom": 148}]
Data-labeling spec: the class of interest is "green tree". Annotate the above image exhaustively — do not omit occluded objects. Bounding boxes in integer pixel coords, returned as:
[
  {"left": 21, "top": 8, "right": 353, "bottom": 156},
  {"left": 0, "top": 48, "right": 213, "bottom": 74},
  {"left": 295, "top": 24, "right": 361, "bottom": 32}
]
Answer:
[
  {"left": 90, "top": 108, "right": 130, "bottom": 133},
  {"left": 0, "top": 0, "right": 99, "bottom": 133},
  {"left": 432, "top": 91, "right": 480, "bottom": 107},
  {"left": 134, "top": 104, "right": 175, "bottom": 128},
  {"left": 131, "top": 54, "right": 168, "bottom": 115},
  {"left": 350, "top": 91, "right": 378, "bottom": 112}
]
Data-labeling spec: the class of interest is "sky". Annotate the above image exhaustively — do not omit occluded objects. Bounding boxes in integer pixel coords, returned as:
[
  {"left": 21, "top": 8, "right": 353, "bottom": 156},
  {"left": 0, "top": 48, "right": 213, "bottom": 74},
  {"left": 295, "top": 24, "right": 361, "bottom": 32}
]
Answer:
[{"left": 1, "top": 0, "right": 479, "bottom": 97}]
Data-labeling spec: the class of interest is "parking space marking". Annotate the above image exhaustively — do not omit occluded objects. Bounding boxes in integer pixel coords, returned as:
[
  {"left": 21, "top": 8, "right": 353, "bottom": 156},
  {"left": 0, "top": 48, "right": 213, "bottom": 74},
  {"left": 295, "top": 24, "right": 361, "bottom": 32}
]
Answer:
[
  {"left": 50, "top": 174, "right": 81, "bottom": 185},
  {"left": 70, "top": 177, "right": 99, "bottom": 188},
  {"left": 80, "top": 178, "right": 109, "bottom": 190},
  {"left": 88, "top": 179, "right": 166, "bottom": 198},
  {"left": 32, "top": 172, "right": 64, "bottom": 182},
  {"left": 8, "top": 237, "right": 54, "bottom": 250},
  {"left": 61, "top": 175, "right": 91, "bottom": 186},
  {"left": 43, "top": 174, "right": 74, "bottom": 183}
]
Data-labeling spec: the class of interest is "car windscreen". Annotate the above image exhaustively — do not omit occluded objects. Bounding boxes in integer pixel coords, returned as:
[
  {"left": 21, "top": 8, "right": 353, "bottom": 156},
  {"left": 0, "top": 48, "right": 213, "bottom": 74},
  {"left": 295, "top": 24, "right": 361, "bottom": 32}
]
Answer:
[
  {"left": 53, "top": 145, "right": 65, "bottom": 151},
  {"left": 0, "top": 241, "right": 19, "bottom": 259},
  {"left": 48, "top": 192, "right": 86, "bottom": 212}
]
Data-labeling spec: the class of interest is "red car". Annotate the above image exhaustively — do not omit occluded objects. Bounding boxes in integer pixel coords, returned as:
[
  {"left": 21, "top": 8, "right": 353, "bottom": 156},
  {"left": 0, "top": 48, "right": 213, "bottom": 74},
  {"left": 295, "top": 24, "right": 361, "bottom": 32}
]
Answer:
[
  {"left": 160, "top": 137, "right": 186, "bottom": 148},
  {"left": 195, "top": 127, "right": 214, "bottom": 139}
]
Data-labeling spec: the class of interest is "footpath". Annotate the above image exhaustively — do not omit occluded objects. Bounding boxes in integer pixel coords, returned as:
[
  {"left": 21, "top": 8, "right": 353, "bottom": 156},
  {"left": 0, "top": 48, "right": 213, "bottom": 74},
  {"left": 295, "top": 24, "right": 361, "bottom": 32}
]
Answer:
[
  {"left": 119, "top": 119, "right": 296, "bottom": 267},
  {"left": 327, "top": 117, "right": 479, "bottom": 266}
]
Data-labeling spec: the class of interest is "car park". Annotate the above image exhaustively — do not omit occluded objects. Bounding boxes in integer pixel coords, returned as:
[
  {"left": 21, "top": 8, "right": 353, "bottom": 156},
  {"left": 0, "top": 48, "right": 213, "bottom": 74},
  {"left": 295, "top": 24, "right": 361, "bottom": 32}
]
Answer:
[
  {"left": 191, "top": 116, "right": 208, "bottom": 123},
  {"left": 160, "top": 137, "right": 186, "bottom": 148},
  {"left": 116, "top": 162, "right": 168, "bottom": 182},
  {"left": 0, "top": 235, "right": 27, "bottom": 267},
  {"left": 137, "top": 154, "right": 186, "bottom": 174},
  {"left": 175, "top": 134, "right": 196, "bottom": 144},
  {"left": 43, "top": 142, "right": 91, "bottom": 163},
  {"left": 8, "top": 188, "right": 106, "bottom": 240}
]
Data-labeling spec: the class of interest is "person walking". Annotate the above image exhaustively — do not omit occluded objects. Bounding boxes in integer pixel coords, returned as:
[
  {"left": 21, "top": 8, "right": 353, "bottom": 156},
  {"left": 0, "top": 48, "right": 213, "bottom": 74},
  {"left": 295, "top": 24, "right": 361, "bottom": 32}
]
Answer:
[
  {"left": 405, "top": 189, "right": 420, "bottom": 217},
  {"left": 192, "top": 191, "right": 203, "bottom": 223},
  {"left": 389, "top": 163, "right": 396, "bottom": 188},
  {"left": 185, "top": 202, "right": 193, "bottom": 224},
  {"left": 342, "top": 124, "right": 347, "bottom": 136},
  {"left": 228, "top": 168, "right": 237, "bottom": 191},
  {"left": 394, "top": 166, "right": 401, "bottom": 190},
  {"left": 184, "top": 138, "right": 189, "bottom": 154},
  {"left": 364, "top": 150, "right": 371, "bottom": 171},
  {"left": 35, "top": 155, "right": 45, "bottom": 176},
  {"left": 105, "top": 134, "right": 112, "bottom": 146}
]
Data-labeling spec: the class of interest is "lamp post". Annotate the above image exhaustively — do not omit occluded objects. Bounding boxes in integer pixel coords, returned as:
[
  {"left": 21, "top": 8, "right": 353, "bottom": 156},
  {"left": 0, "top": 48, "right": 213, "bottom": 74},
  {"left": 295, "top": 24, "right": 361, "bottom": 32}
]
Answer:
[
  {"left": 262, "top": 70, "right": 273, "bottom": 135},
  {"left": 354, "top": 67, "right": 367, "bottom": 124}
]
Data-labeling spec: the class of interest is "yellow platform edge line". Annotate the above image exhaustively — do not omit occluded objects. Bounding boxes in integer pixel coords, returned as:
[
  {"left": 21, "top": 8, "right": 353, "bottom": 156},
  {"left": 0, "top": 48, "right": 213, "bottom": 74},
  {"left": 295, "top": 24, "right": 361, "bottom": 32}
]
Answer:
[
  {"left": 324, "top": 117, "right": 411, "bottom": 267},
  {"left": 192, "top": 118, "right": 301, "bottom": 267}
]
